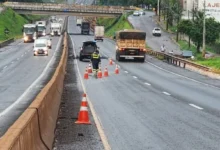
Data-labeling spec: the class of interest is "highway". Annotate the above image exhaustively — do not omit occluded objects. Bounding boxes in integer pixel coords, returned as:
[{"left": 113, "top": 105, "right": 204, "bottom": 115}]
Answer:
[
  {"left": 0, "top": 18, "right": 65, "bottom": 136},
  {"left": 67, "top": 14, "right": 220, "bottom": 149},
  {"left": 128, "top": 12, "right": 181, "bottom": 54}
]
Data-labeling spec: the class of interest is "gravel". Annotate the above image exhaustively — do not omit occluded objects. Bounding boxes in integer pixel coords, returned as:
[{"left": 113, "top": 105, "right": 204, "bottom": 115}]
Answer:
[{"left": 53, "top": 43, "right": 104, "bottom": 150}]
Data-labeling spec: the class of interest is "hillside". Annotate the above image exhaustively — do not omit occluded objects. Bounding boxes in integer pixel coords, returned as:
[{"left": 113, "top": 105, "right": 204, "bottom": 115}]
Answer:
[
  {"left": 0, "top": 7, "right": 48, "bottom": 42},
  {"left": 97, "top": 15, "right": 133, "bottom": 38}
]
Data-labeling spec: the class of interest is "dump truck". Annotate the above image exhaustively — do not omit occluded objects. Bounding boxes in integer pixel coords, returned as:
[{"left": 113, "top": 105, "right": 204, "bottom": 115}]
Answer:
[
  {"left": 81, "top": 21, "right": 90, "bottom": 35},
  {"left": 94, "top": 26, "right": 104, "bottom": 42},
  {"left": 114, "top": 29, "right": 146, "bottom": 62}
]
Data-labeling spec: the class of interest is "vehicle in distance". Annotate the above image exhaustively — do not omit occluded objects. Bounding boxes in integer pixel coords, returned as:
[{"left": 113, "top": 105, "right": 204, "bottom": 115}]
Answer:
[
  {"left": 81, "top": 21, "right": 90, "bottom": 35},
  {"left": 33, "top": 39, "right": 49, "bottom": 56},
  {"left": 133, "top": 11, "right": 140, "bottom": 16},
  {"left": 114, "top": 29, "right": 146, "bottom": 62},
  {"left": 152, "top": 27, "right": 161, "bottom": 36},
  {"left": 50, "top": 16, "right": 57, "bottom": 22},
  {"left": 50, "top": 22, "right": 61, "bottom": 36},
  {"left": 94, "top": 26, "right": 104, "bottom": 42},
  {"left": 139, "top": 9, "right": 145, "bottom": 15},
  {"left": 76, "top": 18, "right": 82, "bottom": 26},
  {"left": 22, "top": 24, "right": 38, "bottom": 43},
  {"left": 39, "top": 36, "right": 52, "bottom": 49},
  {"left": 79, "top": 41, "right": 99, "bottom": 61},
  {"left": 36, "top": 21, "right": 46, "bottom": 37}
]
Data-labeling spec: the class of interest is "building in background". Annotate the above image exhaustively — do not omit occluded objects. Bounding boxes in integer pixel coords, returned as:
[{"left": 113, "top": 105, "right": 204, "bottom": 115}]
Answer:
[{"left": 182, "top": 0, "right": 220, "bottom": 22}]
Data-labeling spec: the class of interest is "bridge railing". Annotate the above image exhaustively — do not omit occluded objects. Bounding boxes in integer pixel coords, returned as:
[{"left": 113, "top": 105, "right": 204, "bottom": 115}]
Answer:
[{"left": 4, "top": 2, "right": 124, "bottom": 13}]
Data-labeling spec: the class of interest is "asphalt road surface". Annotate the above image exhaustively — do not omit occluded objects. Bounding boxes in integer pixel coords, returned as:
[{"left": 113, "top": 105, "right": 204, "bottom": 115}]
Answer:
[
  {"left": 0, "top": 18, "right": 65, "bottom": 137},
  {"left": 128, "top": 11, "right": 181, "bottom": 54},
  {"left": 64, "top": 15, "right": 220, "bottom": 150}
]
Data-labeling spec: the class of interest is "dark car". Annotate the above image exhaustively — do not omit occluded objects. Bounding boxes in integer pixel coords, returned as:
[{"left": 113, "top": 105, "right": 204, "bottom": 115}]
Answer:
[{"left": 79, "top": 41, "right": 99, "bottom": 61}]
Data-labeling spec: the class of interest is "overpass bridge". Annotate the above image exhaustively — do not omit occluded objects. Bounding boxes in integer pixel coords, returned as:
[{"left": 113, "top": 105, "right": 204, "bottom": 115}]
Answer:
[{"left": 3, "top": 2, "right": 130, "bottom": 17}]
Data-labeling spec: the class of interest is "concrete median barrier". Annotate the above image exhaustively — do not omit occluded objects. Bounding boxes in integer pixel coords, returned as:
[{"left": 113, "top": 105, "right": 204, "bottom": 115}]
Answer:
[
  {"left": 0, "top": 109, "right": 47, "bottom": 150},
  {"left": 0, "top": 32, "right": 68, "bottom": 150}
]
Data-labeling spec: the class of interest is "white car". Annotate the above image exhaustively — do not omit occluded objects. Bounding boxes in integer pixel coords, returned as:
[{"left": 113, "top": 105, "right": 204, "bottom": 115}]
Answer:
[
  {"left": 133, "top": 11, "right": 140, "bottom": 16},
  {"left": 40, "top": 36, "right": 52, "bottom": 49},
  {"left": 152, "top": 27, "right": 161, "bottom": 36},
  {"left": 139, "top": 9, "right": 145, "bottom": 15},
  {"left": 33, "top": 39, "right": 49, "bottom": 56}
]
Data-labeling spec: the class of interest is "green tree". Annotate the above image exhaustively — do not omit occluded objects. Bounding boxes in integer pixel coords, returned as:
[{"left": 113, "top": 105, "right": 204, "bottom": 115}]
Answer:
[{"left": 178, "top": 11, "right": 220, "bottom": 53}]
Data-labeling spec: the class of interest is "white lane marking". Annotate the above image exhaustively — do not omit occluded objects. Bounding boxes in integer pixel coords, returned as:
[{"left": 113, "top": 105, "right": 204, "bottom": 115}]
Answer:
[
  {"left": 124, "top": 71, "right": 128, "bottom": 73},
  {"left": 17, "top": 58, "right": 19, "bottom": 60},
  {"left": 11, "top": 61, "right": 14, "bottom": 64},
  {"left": 24, "top": 52, "right": 27, "bottom": 54},
  {"left": 21, "top": 55, "right": 24, "bottom": 57},
  {"left": 70, "top": 35, "right": 111, "bottom": 150},
  {"left": 189, "top": 104, "right": 203, "bottom": 110},
  {"left": 133, "top": 76, "right": 138, "bottom": 79},
  {"left": 0, "top": 35, "right": 63, "bottom": 118},
  {"left": 145, "top": 60, "right": 220, "bottom": 90},
  {"left": 163, "top": 91, "right": 171, "bottom": 96},
  {"left": 3, "top": 66, "right": 7, "bottom": 69},
  {"left": 145, "top": 82, "right": 151, "bottom": 86}
]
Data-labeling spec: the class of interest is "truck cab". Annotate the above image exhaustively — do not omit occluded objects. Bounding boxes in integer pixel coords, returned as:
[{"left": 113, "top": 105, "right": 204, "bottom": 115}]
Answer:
[
  {"left": 50, "top": 23, "right": 61, "bottom": 36},
  {"left": 81, "top": 22, "right": 90, "bottom": 35},
  {"left": 23, "top": 24, "right": 38, "bottom": 43},
  {"left": 115, "top": 29, "right": 146, "bottom": 62},
  {"left": 36, "top": 21, "right": 46, "bottom": 37}
]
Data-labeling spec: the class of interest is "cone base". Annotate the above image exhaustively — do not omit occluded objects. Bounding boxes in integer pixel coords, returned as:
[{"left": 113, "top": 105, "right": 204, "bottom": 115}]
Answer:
[{"left": 75, "top": 121, "right": 91, "bottom": 125}]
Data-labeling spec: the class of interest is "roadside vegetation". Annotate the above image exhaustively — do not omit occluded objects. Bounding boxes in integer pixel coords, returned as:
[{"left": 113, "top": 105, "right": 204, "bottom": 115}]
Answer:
[
  {"left": 0, "top": 7, "right": 48, "bottom": 42},
  {"left": 97, "top": 15, "right": 133, "bottom": 38},
  {"left": 178, "top": 40, "right": 220, "bottom": 71},
  {"left": 156, "top": 0, "right": 220, "bottom": 71}
]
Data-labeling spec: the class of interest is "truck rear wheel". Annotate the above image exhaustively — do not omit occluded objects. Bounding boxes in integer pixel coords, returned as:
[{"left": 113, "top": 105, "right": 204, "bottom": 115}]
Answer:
[
  {"left": 139, "top": 56, "right": 146, "bottom": 62},
  {"left": 79, "top": 55, "right": 83, "bottom": 61},
  {"left": 116, "top": 52, "right": 122, "bottom": 61}
]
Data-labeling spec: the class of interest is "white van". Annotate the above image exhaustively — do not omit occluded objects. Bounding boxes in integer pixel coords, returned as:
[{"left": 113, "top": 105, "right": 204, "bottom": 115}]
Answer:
[{"left": 33, "top": 39, "right": 49, "bottom": 56}]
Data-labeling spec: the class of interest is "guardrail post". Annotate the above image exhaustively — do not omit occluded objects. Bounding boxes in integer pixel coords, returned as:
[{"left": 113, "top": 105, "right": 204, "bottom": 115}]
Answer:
[{"left": 183, "top": 63, "right": 186, "bottom": 68}]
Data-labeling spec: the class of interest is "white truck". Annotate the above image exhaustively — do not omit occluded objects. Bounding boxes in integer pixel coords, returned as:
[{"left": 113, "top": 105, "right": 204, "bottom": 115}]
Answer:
[
  {"left": 94, "top": 26, "right": 104, "bottom": 42},
  {"left": 76, "top": 18, "right": 82, "bottom": 26},
  {"left": 36, "top": 21, "right": 47, "bottom": 37},
  {"left": 22, "top": 24, "right": 38, "bottom": 43},
  {"left": 50, "top": 22, "right": 62, "bottom": 36}
]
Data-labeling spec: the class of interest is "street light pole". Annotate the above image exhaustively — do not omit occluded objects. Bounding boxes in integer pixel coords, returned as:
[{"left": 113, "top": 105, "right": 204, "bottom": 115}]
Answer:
[{"left": 202, "top": 0, "right": 206, "bottom": 57}]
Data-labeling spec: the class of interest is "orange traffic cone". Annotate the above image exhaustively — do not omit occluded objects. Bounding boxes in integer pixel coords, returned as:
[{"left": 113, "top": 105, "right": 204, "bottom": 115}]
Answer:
[
  {"left": 84, "top": 67, "right": 89, "bottom": 79},
  {"left": 88, "top": 64, "right": 92, "bottom": 73},
  {"left": 97, "top": 66, "right": 102, "bottom": 78},
  {"left": 75, "top": 106, "right": 91, "bottom": 124},
  {"left": 115, "top": 65, "right": 119, "bottom": 74},
  {"left": 104, "top": 66, "right": 108, "bottom": 77},
  {"left": 81, "top": 93, "right": 88, "bottom": 107},
  {"left": 109, "top": 58, "right": 113, "bottom": 65}
]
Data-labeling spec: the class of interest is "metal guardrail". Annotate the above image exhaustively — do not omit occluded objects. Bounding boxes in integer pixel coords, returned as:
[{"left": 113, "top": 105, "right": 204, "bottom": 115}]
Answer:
[
  {"left": 146, "top": 49, "right": 210, "bottom": 71},
  {"left": 3, "top": 2, "right": 124, "bottom": 14},
  {"left": 0, "top": 38, "right": 14, "bottom": 48}
]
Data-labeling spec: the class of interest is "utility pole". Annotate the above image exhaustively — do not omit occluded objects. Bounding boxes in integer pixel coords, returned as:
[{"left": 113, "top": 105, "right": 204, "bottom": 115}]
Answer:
[
  {"left": 202, "top": 0, "right": 206, "bottom": 57},
  {"left": 192, "top": 1, "right": 195, "bottom": 21},
  {"left": 158, "top": 0, "right": 160, "bottom": 21},
  {"left": 166, "top": 4, "right": 169, "bottom": 31}
]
